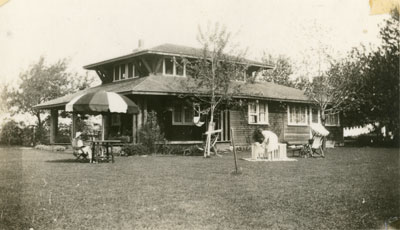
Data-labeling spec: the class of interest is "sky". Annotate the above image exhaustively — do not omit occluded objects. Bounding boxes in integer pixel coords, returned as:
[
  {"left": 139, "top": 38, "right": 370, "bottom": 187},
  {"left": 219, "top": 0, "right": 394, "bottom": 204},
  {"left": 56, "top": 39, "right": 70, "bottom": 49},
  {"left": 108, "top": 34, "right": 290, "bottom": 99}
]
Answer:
[{"left": 0, "top": 0, "right": 388, "bottom": 85}]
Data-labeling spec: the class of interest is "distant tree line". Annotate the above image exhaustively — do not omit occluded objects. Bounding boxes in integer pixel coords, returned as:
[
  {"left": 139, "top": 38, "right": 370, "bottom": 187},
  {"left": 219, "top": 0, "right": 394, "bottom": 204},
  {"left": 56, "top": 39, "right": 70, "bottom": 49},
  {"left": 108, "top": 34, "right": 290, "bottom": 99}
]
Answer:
[{"left": 0, "top": 57, "right": 94, "bottom": 145}]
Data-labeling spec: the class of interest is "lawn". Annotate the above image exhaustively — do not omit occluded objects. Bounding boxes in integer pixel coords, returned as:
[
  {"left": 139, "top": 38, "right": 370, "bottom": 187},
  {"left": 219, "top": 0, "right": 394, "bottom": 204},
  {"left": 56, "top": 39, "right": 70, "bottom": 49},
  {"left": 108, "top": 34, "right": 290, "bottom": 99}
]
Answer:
[{"left": 0, "top": 146, "right": 398, "bottom": 230}]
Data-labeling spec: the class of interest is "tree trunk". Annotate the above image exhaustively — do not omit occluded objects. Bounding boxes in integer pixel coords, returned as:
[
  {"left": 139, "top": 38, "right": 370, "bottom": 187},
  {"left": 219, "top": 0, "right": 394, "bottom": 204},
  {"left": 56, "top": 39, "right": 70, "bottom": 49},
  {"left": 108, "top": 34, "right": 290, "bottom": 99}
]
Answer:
[
  {"left": 35, "top": 112, "right": 43, "bottom": 143},
  {"left": 36, "top": 112, "right": 42, "bottom": 130},
  {"left": 321, "top": 119, "right": 327, "bottom": 150},
  {"left": 205, "top": 107, "right": 215, "bottom": 157}
]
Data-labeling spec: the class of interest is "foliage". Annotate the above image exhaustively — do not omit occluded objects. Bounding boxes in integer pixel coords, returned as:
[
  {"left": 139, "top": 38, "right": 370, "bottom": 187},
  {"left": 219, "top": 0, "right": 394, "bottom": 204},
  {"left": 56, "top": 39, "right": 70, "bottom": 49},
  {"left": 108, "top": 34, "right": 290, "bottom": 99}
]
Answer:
[
  {"left": 291, "top": 76, "right": 310, "bottom": 90},
  {"left": 182, "top": 145, "right": 204, "bottom": 156},
  {"left": 305, "top": 55, "right": 363, "bottom": 125},
  {"left": 158, "top": 144, "right": 203, "bottom": 156},
  {"left": 0, "top": 83, "right": 9, "bottom": 114},
  {"left": 138, "top": 111, "right": 164, "bottom": 154},
  {"left": 2, "top": 57, "right": 94, "bottom": 143},
  {"left": 34, "top": 144, "right": 66, "bottom": 151},
  {"left": 339, "top": 9, "right": 399, "bottom": 143},
  {"left": 160, "top": 145, "right": 186, "bottom": 155},
  {"left": 261, "top": 54, "right": 294, "bottom": 87},
  {"left": 121, "top": 144, "right": 149, "bottom": 156},
  {"left": 20, "top": 126, "right": 35, "bottom": 146},
  {"left": 0, "top": 120, "right": 23, "bottom": 145},
  {"left": 54, "top": 123, "right": 72, "bottom": 143},
  {"left": 0, "top": 119, "right": 37, "bottom": 146},
  {"left": 185, "top": 23, "right": 247, "bottom": 157}
]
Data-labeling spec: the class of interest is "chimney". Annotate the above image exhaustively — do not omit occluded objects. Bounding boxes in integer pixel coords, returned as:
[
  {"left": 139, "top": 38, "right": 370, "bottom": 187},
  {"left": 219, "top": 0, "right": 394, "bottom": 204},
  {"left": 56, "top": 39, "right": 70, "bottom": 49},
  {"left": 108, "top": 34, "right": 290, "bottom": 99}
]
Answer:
[{"left": 138, "top": 39, "right": 144, "bottom": 50}]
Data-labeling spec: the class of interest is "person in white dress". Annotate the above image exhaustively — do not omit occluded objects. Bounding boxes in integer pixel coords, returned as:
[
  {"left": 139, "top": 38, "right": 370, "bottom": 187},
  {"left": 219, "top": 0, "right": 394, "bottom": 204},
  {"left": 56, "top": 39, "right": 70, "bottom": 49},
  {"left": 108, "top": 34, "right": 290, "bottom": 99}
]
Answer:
[
  {"left": 75, "top": 132, "right": 93, "bottom": 163},
  {"left": 253, "top": 128, "right": 279, "bottom": 159}
]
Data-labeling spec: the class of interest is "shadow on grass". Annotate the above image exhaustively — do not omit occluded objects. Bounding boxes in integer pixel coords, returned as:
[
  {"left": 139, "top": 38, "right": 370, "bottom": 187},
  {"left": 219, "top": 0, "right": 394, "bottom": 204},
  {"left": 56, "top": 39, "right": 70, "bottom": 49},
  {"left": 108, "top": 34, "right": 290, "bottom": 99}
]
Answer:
[{"left": 45, "top": 159, "right": 90, "bottom": 163}]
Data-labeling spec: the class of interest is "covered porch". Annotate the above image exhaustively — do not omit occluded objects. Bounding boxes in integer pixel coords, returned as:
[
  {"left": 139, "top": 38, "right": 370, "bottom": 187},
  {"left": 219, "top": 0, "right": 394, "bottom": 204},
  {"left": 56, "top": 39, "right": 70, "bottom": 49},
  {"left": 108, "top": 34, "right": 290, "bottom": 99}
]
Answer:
[{"left": 38, "top": 94, "right": 233, "bottom": 146}]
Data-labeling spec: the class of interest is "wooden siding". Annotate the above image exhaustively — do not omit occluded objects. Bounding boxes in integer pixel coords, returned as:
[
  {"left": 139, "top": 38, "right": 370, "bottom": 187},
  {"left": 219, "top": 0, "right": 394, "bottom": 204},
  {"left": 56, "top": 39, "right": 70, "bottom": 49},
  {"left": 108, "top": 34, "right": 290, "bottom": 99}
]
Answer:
[
  {"left": 229, "top": 101, "right": 287, "bottom": 145},
  {"left": 118, "top": 95, "right": 343, "bottom": 146},
  {"left": 284, "top": 125, "right": 310, "bottom": 144},
  {"left": 229, "top": 101, "right": 321, "bottom": 146}
]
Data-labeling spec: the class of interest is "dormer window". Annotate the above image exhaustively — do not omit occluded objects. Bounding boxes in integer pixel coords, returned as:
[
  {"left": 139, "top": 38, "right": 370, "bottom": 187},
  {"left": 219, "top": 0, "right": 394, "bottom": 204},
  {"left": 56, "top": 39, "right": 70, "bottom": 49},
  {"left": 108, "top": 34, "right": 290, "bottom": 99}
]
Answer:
[
  {"left": 163, "top": 57, "right": 186, "bottom": 76},
  {"left": 164, "top": 58, "right": 174, "bottom": 75},
  {"left": 120, "top": 64, "right": 126, "bottom": 80},
  {"left": 113, "top": 62, "right": 138, "bottom": 81}
]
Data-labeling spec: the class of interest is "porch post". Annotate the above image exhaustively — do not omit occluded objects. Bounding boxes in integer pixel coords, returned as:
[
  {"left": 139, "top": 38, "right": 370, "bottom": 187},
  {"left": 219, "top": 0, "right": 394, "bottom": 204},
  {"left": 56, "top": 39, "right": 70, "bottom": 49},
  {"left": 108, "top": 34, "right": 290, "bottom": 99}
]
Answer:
[
  {"left": 102, "top": 114, "right": 110, "bottom": 140},
  {"left": 71, "top": 113, "right": 77, "bottom": 139},
  {"left": 132, "top": 114, "right": 137, "bottom": 143},
  {"left": 137, "top": 100, "right": 143, "bottom": 143},
  {"left": 49, "top": 109, "right": 58, "bottom": 144},
  {"left": 143, "top": 99, "right": 148, "bottom": 124}
]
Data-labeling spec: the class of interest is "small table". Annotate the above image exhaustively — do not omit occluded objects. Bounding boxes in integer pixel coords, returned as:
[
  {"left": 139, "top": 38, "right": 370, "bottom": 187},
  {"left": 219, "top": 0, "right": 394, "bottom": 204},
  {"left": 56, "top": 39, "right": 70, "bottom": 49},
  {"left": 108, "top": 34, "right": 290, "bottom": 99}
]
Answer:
[{"left": 90, "top": 140, "right": 121, "bottom": 163}]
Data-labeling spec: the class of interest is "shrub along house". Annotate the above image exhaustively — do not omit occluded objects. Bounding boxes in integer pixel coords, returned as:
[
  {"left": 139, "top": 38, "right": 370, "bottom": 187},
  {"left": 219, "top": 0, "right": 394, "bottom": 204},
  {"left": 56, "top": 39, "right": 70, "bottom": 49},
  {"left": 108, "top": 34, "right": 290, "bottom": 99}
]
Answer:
[{"left": 34, "top": 43, "right": 343, "bottom": 147}]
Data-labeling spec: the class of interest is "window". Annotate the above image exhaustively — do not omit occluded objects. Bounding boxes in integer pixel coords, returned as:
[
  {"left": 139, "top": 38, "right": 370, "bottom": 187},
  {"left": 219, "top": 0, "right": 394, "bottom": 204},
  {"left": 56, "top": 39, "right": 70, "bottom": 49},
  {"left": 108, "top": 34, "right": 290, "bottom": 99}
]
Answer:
[
  {"left": 120, "top": 64, "right": 126, "bottom": 80},
  {"left": 248, "top": 101, "right": 268, "bottom": 124},
  {"left": 325, "top": 113, "right": 340, "bottom": 126},
  {"left": 310, "top": 107, "right": 320, "bottom": 124},
  {"left": 163, "top": 57, "right": 186, "bottom": 76},
  {"left": 172, "top": 104, "right": 193, "bottom": 125},
  {"left": 114, "top": 65, "right": 120, "bottom": 81},
  {"left": 128, "top": 63, "right": 134, "bottom": 78},
  {"left": 288, "top": 105, "right": 308, "bottom": 125},
  {"left": 164, "top": 58, "right": 174, "bottom": 75},
  {"left": 113, "top": 62, "right": 138, "bottom": 81}
]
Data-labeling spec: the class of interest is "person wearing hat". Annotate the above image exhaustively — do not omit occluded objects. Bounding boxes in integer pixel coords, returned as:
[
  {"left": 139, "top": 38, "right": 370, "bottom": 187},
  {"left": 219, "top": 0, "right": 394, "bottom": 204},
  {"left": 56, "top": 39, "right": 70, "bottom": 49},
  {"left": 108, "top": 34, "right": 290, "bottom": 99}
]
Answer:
[{"left": 75, "top": 132, "right": 93, "bottom": 163}]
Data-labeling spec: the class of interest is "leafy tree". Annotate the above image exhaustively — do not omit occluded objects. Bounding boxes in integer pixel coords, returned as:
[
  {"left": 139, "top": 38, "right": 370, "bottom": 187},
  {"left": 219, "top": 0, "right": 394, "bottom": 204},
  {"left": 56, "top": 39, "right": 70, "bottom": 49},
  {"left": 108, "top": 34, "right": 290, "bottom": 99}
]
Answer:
[
  {"left": 0, "top": 120, "right": 23, "bottom": 145},
  {"left": 185, "top": 23, "right": 247, "bottom": 157},
  {"left": 291, "top": 76, "right": 310, "bottom": 90},
  {"left": 3, "top": 57, "right": 94, "bottom": 142},
  {"left": 261, "top": 54, "right": 294, "bottom": 87},
  {"left": 306, "top": 8, "right": 399, "bottom": 145},
  {"left": 343, "top": 9, "right": 399, "bottom": 142},
  {"left": 139, "top": 111, "right": 164, "bottom": 154},
  {"left": 305, "top": 53, "right": 364, "bottom": 125},
  {"left": 0, "top": 83, "right": 8, "bottom": 114}
]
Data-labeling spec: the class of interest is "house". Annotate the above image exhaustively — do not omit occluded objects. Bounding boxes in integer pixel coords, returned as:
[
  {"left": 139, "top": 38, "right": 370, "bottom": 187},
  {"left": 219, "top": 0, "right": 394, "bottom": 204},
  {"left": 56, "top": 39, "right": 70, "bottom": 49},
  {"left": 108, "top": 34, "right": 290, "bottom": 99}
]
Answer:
[{"left": 34, "top": 43, "right": 343, "bottom": 147}]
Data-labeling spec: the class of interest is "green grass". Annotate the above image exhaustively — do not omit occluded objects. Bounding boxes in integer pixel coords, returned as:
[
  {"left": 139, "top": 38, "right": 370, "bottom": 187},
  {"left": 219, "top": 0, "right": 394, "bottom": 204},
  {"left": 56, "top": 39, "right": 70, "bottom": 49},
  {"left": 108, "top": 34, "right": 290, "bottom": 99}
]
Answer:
[{"left": 0, "top": 146, "right": 398, "bottom": 229}]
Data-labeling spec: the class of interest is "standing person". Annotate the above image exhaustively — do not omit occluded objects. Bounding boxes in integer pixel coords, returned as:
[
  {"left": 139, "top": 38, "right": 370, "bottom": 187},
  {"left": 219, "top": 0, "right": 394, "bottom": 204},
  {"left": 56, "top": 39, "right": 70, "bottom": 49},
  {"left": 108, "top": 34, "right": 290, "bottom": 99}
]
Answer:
[
  {"left": 75, "top": 132, "right": 94, "bottom": 163},
  {"left": 253, "top": 128, "right": 279, "bottom": 159},
  {"left": 261, "top": 130, "right": 279, "bottom": 155}
]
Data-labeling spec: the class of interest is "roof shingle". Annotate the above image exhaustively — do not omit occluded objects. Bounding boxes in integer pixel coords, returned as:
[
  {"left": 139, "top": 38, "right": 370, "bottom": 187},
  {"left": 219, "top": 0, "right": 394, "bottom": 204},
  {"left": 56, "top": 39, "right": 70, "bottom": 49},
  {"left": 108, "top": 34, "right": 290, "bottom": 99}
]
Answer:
[{"left": 84, "top": 43, "right": 272, "bottom": 69}]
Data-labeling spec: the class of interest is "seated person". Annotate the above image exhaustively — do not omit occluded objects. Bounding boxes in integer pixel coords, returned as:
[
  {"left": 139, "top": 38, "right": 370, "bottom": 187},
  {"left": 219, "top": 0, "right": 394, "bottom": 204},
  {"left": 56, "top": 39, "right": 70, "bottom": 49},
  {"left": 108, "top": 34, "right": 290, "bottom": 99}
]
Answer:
[{"left": 75, "top": 132, "right": 94, "bottom": 163}]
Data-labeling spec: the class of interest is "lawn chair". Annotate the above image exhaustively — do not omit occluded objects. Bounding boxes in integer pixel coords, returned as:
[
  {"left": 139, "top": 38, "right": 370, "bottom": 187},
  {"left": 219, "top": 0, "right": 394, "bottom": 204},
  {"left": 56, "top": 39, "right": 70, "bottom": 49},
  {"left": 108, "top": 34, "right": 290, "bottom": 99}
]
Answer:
[
  {"left": 300, "top": 135, "right": 325, "bottom": 158},
  {"left": 71, "top": 137, "right": 88, "bottom": 160},
  {"left": 311, "top": 136, "right": 324, "bottom": 157},
  {"left": 299, "top": 123, "right": 329, "bottom": 158}
]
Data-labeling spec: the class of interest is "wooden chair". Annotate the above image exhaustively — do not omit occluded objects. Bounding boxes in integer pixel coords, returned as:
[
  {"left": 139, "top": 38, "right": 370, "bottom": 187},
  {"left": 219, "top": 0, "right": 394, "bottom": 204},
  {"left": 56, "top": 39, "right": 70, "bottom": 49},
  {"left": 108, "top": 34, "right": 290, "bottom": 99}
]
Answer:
[
  {"left": 71, "top": 138, "right": 88, "bottom": 160},
  {"left": 310, "top": 136, "right": 325, "bottom": 157},
  {"left": 299, "top": 136, "right": 325, "bottom": 158}
]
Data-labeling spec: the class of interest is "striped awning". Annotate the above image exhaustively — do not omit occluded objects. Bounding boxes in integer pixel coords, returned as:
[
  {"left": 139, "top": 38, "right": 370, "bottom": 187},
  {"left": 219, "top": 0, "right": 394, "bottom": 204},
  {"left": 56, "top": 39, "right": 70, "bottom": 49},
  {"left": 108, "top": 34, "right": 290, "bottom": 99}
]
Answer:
[{"left": 65, "top": 91, "right": 139, "bottom": 114}]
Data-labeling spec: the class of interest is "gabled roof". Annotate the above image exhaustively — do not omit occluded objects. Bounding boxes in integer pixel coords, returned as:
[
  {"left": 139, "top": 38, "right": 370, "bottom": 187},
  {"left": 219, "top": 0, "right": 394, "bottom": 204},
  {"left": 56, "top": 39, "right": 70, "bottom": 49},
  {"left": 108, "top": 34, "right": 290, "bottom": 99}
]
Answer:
[
  {"left": 84, "top": 43, "right": 273, "bottom": 70},
  {"left": 34, "top": 75, "right": 310, "bottom": 109}
]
